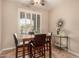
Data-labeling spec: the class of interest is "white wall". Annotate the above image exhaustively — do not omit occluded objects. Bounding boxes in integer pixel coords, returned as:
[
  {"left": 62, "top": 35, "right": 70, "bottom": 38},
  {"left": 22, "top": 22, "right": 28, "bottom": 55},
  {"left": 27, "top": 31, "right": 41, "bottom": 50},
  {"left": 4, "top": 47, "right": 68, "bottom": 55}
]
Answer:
[
  {"left": 49, "top": 0, "right": 79, "bottom": 55},
  {"left": 0, "top": 0, "right": 2, "bottom": 50},
  {"left": 2, "top": 0, "right": 48, "bottom": 49}
]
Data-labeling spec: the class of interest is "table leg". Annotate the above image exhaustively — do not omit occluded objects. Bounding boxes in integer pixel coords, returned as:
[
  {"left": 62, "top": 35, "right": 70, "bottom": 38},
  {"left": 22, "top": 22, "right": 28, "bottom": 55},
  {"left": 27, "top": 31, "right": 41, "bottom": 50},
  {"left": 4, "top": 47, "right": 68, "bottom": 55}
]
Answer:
[
  {"left": 54, "top": 36, "right": 56, "bottom": 46},
  {"left": 49, "top": 38, "right": 52, "bottom": 58},
  {"left": 60, "top": 37, "right": 61, "bottom": 48},
  {"left": 23, "top": 40, "right": 25, "bottom": 58},
  {"left": 29, "top": 45, "right": 32, "bottom": 58},
  {"left": 67, "top": 37, "right": 68, "bottom": 50}
]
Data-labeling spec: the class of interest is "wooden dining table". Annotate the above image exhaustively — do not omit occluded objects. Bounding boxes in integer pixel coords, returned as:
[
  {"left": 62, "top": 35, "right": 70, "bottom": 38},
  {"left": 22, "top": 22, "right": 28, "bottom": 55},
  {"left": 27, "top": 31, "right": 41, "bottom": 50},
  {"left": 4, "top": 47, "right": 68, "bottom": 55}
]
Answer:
[{"left": 17, "top": 34, "right": 52, "bottom": 58}]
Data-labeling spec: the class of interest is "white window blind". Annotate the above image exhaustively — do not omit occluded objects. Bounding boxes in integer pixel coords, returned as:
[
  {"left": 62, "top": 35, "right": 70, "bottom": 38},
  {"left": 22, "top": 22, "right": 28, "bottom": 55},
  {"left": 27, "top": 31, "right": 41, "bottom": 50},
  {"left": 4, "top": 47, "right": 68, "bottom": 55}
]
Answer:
[{"left": 18, "top": 9, "right": 41, "bottom": 34}]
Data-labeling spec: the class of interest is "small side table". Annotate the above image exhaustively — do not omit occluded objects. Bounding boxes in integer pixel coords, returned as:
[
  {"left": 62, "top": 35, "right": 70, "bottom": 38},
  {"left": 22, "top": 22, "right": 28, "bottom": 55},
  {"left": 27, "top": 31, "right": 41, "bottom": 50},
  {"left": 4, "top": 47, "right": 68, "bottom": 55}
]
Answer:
[{"left": 54, "top": 35, "right": 68, "bottom": 50}]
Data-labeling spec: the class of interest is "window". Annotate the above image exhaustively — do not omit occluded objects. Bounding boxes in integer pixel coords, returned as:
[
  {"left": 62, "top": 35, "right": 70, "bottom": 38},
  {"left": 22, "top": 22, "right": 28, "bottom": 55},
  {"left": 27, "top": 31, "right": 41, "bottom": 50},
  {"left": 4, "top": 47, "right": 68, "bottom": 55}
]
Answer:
[{"left": 18, "top": 9, "right": 41, "bottom": 34}]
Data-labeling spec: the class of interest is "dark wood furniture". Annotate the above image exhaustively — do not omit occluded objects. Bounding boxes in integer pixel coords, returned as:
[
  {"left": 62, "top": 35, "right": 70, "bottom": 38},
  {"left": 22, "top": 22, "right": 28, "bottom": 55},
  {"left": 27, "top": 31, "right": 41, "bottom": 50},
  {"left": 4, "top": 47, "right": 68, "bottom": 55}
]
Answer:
[
  {"left": 54, "top": 35, "right": 68, "bottom": 50},
  {"left": 46, "top": 35, "right": 52, "bottom": 58},
  {"left": 13, "top": 33, "right": 29, "bottom": 58},
  {"left": 17, "top": 34, "right": 52, "bottom": 58},
  {"left": 45, "top": 33, "right": 52, "bottom": 58},
  {"left": 28, "top": 32, "right": 34, "bottom": 35},
  {"left": 28, "top": 34, "right": 46, "bottom": 58},
  {"left": 22, "top": 38, "right": 33, "bottom": 58}
]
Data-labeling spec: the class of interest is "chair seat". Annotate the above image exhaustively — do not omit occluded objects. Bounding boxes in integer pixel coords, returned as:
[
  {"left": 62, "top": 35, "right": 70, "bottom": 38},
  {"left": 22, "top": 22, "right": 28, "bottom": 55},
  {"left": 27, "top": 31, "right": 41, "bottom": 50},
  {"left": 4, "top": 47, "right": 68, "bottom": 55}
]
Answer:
[{"left": 18, "top": 41, "right": 29, "bottom": 46}]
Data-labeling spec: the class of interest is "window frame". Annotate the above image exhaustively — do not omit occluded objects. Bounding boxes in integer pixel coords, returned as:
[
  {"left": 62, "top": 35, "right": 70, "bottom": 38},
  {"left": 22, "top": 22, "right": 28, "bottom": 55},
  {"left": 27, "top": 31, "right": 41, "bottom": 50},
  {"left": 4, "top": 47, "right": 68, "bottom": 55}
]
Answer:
[{"left": 18, "top": 8, "right": 41, "bottom": 34}]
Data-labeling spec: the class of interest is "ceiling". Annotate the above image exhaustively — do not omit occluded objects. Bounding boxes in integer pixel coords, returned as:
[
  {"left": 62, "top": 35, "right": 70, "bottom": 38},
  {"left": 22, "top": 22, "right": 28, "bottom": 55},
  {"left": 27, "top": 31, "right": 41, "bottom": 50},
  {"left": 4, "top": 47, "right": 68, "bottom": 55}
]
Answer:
[{"left": 8, "top": 0, "right": 63, "bottom": 10}]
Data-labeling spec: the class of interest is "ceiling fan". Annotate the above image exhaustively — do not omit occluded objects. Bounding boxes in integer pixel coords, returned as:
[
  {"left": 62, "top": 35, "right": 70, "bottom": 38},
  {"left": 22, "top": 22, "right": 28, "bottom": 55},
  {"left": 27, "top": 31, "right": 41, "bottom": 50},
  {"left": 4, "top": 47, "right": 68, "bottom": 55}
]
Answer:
[
  {"left": 31, "top": 0, "right": 46, "bottom": 6},
  {"left": 17, "top": 0, "right": 62, "bottom": 10}
]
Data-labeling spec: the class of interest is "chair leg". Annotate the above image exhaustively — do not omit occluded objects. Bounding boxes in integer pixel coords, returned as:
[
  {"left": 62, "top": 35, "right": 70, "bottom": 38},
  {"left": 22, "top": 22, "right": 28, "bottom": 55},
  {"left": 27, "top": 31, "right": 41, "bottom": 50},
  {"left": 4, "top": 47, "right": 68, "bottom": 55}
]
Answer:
[
  {"left": 16, "top": 48, "right": 18, "bottom": 58},
  {"left": 44, "top": 47, "right": 45, "bottom": 58},
  {"left": 42, "top": 48, "right": 44, "bottom": 58},
  {"left": 29, "top": 46, "right": 32, "bottom": 58}
]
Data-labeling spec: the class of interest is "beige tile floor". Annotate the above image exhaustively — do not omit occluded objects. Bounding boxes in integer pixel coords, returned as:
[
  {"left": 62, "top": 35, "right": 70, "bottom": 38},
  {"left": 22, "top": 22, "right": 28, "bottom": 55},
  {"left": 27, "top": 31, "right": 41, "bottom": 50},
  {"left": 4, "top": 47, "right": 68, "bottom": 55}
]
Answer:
[{"left": 0, "top": 46, "right": 78, "bottom": 58}]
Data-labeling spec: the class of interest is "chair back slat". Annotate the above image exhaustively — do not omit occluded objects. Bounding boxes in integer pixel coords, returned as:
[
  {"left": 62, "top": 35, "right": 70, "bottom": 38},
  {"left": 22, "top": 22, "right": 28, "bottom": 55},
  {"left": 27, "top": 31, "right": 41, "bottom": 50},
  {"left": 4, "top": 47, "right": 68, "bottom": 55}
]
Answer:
[{"left": 31, "top": 34, "right": 46, "bottom": 47}]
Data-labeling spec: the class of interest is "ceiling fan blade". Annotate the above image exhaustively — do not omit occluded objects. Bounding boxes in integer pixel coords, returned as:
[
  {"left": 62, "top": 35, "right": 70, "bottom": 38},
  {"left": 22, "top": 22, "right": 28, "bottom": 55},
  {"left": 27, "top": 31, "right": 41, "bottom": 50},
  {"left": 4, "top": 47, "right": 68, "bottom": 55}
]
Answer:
[{"left": 40, "top": 0, "right": 45, "bottom": 6}]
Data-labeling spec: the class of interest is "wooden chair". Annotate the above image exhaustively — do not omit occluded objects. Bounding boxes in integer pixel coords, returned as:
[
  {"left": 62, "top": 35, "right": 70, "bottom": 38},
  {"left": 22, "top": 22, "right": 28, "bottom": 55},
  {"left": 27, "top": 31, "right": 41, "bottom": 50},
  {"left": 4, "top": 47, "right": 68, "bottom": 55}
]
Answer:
[
  {"left": 28, "top": 34, "right": 46, "bottom": 58},
  {"left": 28, "top": 32, "right": 34, "bottom": 35},
  {"left": 13, "top": 33, "right": 29, "bottom": 58},
  {"left": 45, "top": 32, "right": 52, "bottom": 58},
  {"left": 45, "top": 32, "right": 52, "bottom": 51}
]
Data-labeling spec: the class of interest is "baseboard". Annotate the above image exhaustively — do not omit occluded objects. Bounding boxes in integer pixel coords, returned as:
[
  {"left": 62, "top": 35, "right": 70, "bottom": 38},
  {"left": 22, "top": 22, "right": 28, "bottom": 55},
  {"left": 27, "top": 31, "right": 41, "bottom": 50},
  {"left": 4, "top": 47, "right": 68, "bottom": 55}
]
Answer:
[
  {"left": 0, "top": 47, "right": 15, "bottom": 54},
  {"left": 68, "top": 50, "right": 79, "bottom": 57},
  {"left": 1, "top": 47, "right": 79, "bottom": 57}
]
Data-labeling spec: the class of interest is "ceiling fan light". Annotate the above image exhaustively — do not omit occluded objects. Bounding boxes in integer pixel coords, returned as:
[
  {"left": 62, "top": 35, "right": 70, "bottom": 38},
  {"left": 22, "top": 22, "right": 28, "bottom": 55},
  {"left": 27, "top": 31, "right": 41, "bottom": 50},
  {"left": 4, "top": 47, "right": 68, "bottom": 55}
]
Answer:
[
  {"left": 41, "top": 3, "right": 45, "bottom": 6},
  {"left": 31, "top": 2, "right": 34, "bottom": 5},
  {"left": 31, "top": 0, "right": 45, "bottom": 6},
  {"left": 40, "top": 1, "right": 45, "bottom": 6}
]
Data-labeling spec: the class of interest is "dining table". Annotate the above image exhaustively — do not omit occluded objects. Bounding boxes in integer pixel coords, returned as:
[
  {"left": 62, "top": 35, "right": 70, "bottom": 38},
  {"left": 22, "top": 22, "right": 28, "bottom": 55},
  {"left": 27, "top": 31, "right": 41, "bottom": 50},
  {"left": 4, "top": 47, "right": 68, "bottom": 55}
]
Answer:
[{"left": 17, "top": 34, "right": 52, "bottom": 58}]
